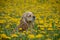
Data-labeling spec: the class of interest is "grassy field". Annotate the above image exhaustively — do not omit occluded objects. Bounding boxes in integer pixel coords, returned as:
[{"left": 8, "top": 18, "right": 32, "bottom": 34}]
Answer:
[{"left": 0, "top": 0, "right": 60, "bottom": 40}]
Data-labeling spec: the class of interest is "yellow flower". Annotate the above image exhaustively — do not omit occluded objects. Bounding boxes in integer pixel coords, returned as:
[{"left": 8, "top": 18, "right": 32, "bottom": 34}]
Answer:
[
  {"left": 10, "top": 18, "right": 18, "bottom": 22},
  {"left": 22, "top": 32, "right": 25, "bottom": 35},
  {"left": 47, "top": 28, "right": 53, "bottom": 30},
  {"left": 0, "top": 20, "right": 6, "bottom": 23},
  {"left": 41, "top": 31, "right": 46, "bottom": 34},
  {"left": 11, "top": 34, "right": 18, "bottom": 37},
  {"left": 38, "top": 25, "right": 44, "bottom": 28},
  {"left": 23, "top": 31, "right": 26, "bottom": 33},
  {"left": 5, "top": 25, "right": 10, "bottom": 29},
  {"left": 1, "top": 34, "right": 11, "bottom": 39},
  {"left": 1, "top": 34, "right": 7, "bottom": 38},
  {"left": 19, "top": 28, "right": 22, "bottom": 30},
  {"left": 35, "top": 20, "right": 39, "bottom": 24},
  {"left": 26, "top": 31, "right": 31, "bottom": 34},
  {"left": 36, "top": 34, "right": 43, "bottom": 38},
  {"left": 40, "top": 28, "right": 45, "bottom": 30},
  {"left": 48, "top": 23, "right": 52, "bottom": 27},
  {"left": 55, "top": 19, "right": 58, "bottom": 23},
  {"left": 28, "top": 34, "right": 35, "bottom": 39},
  {"left": 44, "top": 23, "right": 49, "bottom": 27},
  {"left": 39, "top": 20, "right": 44, "bottom": 24}
]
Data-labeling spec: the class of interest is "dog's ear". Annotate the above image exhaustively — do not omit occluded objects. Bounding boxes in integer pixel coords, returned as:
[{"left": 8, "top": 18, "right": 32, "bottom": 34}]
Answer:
[{"left": 21, "top": 13, "right": 27, "bottom": 23}]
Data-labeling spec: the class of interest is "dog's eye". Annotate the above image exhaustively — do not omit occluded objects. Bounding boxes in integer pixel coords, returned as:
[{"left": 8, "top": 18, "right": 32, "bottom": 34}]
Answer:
[{"left": 28, "top": 15, "right": 31, "bottom": 17}]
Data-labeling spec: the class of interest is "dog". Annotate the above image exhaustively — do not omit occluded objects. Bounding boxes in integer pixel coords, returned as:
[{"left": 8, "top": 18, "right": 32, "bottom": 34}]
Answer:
[{"left": 12, "top": 11, "right": 35, "bottom": 33}]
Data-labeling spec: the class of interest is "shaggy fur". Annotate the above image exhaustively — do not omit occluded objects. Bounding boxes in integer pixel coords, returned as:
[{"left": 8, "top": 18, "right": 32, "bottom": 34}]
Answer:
[{"left": 12, "top": 11, "right": 35, "bottom": 33}]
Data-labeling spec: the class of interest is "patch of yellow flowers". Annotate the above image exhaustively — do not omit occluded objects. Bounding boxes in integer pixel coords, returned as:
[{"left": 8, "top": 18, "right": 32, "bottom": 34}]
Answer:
[
  {"left": 28, "top": 34, "right": 43, "bottom": 39},
  {"left": 36, "top": 34, "right": 43, "bottom": 38},
  {"left": 0, "top": 34, "right": 11, "bottom": 39},
  {"left": 11, "top": 34, "right": 18, "bottom": 38},
  {"left": 28, "top": 34, "right": 35, "bottom": 39},
  {"left": 0, "top": 0, "right": 60, "bottom": 40}
]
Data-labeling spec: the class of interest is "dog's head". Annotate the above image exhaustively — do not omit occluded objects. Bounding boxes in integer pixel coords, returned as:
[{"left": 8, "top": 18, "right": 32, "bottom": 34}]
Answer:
[{"left": 22, "top": 11, "right": 35, "bottom": 23}]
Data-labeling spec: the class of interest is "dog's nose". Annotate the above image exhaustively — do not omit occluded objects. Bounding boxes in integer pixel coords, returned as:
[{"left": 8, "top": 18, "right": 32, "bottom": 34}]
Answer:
[{"left": 33, "top": 16, "right": 35, "bottom": 19}]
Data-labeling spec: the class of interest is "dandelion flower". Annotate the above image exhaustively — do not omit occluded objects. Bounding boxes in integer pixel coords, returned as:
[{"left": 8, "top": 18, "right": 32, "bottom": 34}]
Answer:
[
  {"left": 19, "top": 28, "right": 22, "bottom": 30},
  {"left": 11, "top": 34, "right": 18, "bottom": 37},
  {"left": 28, "top": 34, "right": 35, "bottom": 39},
  {"left": 36, "top": 34, "right": 43, "bottom": 38},
  {"left": 1, "top": 34, "right": 11, "bottom": 39},
  {"left": 47, "top": 28, "right": 53, "bottom": 30}
]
